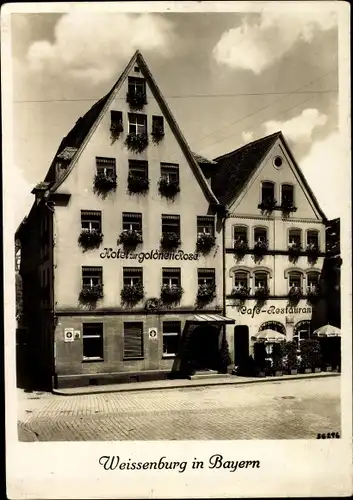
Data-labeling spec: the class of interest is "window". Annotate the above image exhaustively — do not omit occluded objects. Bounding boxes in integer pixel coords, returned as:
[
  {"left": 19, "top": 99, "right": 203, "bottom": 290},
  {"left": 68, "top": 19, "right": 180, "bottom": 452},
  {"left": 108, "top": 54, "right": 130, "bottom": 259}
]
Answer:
[
  {"left": 122, "top": 212, "right": 142, "bottom": 232},
  {"left": 124, "top": 322, "right": 144, "bottom": 359},
  {"left": 307, "top": 272, "right": 320, "bottom": 288},
  {"left": 128, "top": 76, "right": 146, "bottom": 96},
  {"left": 128, "top": 113, "right": 147, "bottom": 135},
  {"left": 254, "top": 227, "right": 267, "bottom": 243},
  {"left": 82, "top": 323, "right": 104, "bottom": 361},
  {"left": 197, "top": 216, "right": 215, "bottom": 236},
  {"left": 281, "top": 184, "right": 294, "bottom": 205},
  {"left": 259, "top": 321, "right": 286, "bottom": 335},
  {"left": 162, "top": 268, "right": 181, "bottom": 287},
  {"left": 307, "top": 230, "right": 319, "bottom": 248},
  {"left": 96, "top": 157, "right": 116, "bottom": 177},
  {"left": 111, "top": 110, "right": 122, "bottom": 127},
  {"left": 82, "top": 267, "right": 102, "bottom": 287},
  {"left": 198, "top": 268, "right": 215, "bottom": 286},
  {"left": 293, "top": 320, "right": 311, "bottom": 341},
  {"left": 163, "top": 321, "right": 180, "bottom": 357},
  {"left": 233, "top": 226, "right": 248, "bottom": 244},
  {"left": 81, "top": 210, "right": 101, "bottom": 232},
  {"left": 161, "top": 163, "right": 179, "bottom": 184},
  {"left": 261, "top": 182, "right": 275, "bottom": 203},
  {"left": 288, "top": 229, "right": 302, "bottom": 247},
  {"left": 234, "top": 271, "right": 249, "bottom": 288},
  {"left": 123, "top": 267, "right": 143, "bottom": 287},
  {"left": 162, "top": 215, "right": 180, "bottom": 237},
  {"left": 288, "top": 271, "right": 302, "bottom": 288},
  {"left": 254, "top": 272, "right": 268, "bottom": 289},
  {"left": 128, "top": 160, "right": 148, "bottom": 179},
  {"left": 152, "top": 116, "right": 164, "bottom": 135}
]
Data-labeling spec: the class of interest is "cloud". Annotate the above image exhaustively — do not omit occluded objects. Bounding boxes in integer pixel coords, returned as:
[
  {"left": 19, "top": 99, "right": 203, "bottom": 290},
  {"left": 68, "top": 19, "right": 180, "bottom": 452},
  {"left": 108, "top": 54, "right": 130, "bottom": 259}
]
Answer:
[
  {"left": 300, "top": 132, "right": 347, "bottom": 219},
  {"left": 264, "top": 108, "right": 328, "bottom": 142},
  {"left": 26, "top": 13, "right": 176, "bottom": 85},
  {"left": 242, "top": 131, "right": 255, "bottom": 143},
  {"left": 213, "top": 11, "right": 336, "bottom": 73}
]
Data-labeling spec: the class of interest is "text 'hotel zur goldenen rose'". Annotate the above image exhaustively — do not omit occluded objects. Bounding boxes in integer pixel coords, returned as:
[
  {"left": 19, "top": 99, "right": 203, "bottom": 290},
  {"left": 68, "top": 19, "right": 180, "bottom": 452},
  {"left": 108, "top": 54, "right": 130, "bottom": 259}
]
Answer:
[{"left": 16, "top": 51, "right": 338, "bottom": 389}]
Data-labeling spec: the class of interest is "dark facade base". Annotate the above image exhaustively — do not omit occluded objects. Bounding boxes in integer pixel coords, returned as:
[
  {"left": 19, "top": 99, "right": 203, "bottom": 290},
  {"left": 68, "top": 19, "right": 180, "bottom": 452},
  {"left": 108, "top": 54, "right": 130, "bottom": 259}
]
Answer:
[{"left": 55, "top": 369, "right": 172, "bottom": 389}]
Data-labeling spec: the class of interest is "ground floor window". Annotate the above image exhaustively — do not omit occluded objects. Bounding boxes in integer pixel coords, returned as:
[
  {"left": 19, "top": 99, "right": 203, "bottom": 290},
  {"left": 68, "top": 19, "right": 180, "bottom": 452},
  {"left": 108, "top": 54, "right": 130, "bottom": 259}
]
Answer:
[
  {"left": 258, "top": 321, "right": 286, "bottom": 335},
  {"left": 293, "top": 320, "right": 311, "bottom": 343},
  {"left": 124, "top": 322, "right": 144, "bottom": 359},
  {"left": 163, "top": 321, "right": 181, "bottom": 357},
  {"left": 82, "top": 323, "right": 104, "bottom": 361}
]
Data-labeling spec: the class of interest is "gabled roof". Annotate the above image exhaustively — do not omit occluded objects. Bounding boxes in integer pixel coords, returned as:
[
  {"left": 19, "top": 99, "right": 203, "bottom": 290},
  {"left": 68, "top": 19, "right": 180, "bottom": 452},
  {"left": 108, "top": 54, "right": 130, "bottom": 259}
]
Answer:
[
  {"left": 211, "top": 132, "right": 281, "bottom": 205},
  {"left": 211, "top": 131, "right": 327, "bottom": 221},
  {"left": 47, "top": 51, "right": 220, "bottom": 206},
  {"left": 192, "top": 152, "right": 217, "bottom": 165}
]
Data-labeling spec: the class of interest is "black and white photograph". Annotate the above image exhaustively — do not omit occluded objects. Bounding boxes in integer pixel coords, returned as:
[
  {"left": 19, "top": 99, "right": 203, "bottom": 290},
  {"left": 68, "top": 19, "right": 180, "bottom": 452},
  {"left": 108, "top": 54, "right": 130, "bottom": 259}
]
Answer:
[{"left": 3, "top": 1, "right": 351, "bottom": 498}]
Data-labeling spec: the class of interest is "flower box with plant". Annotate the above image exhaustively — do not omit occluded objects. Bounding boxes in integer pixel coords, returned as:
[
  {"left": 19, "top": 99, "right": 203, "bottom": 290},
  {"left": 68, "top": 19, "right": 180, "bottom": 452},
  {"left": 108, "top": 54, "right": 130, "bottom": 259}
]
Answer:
[
  {"left": 288, "top": 285, "right": 302, "bottom": 302},
  {"left": 307, "top": 284, "right": 320, "bottom": 304},
  {"left": 110, "top": 121, "right": 124, "bottom": 141},
  {"left": 151, "top": 126, "right": 165, "bottom": 144},
  {"left": 124, "top": 132, "right": 149, "bottom": 154},
  {"left": 160, "top": 232, "right": 181, "bottom": 250},
  {"left": 233, "top": 239, "right": 248, "bottom": 255},
  {"left": 271, "top": 342, "right": 284, "bottom": 376},
  {"left": 230, "top": 285, "right": 250, "bottom": 299},
  {"left": 283, "top": 341, "right": 298, "bottom": 374},
  {"left": 196, "top": 233, "right": 216, "bottom": 254},
  {"left": 127, "top": 172, "right": 149, "bottom": 194},
  {"left": 79, "top": 284, "right": 104, "bottom": 302},
  {"left": 300, "top": 339, "right": 321, "bottom": 373},
  {"left": 254, "top": 286, "right": 270, "bottom": 300},
  {"left": 288, "top": 242, "right": 302, "bottom": 255},
  {"left": 306, "top": 242, "right": 320, "bottom": 263},
  {"left": 197, "top": 284, "right": 215, "bottom": 304},
  {"left": 78, "top": 229, "right": 103, "bottom": 249},
  {"left": 281, "top": 198, "right": 296, "bottom": 213},
  {"left": 253, "top": 239, "right": 268, "bottom": 255},
  {"left": 120, "top": 283, "right": 144, "bottom": 305},
  {"left": 158, "top": 177, "right": 180, "bottom": 198},
  {"left": 160, "top": 284, "right": 184, "bottom": 304},
  {"left": 145, "top": 297, "right": 162, "bottom": 312},
  {"left": 126, "top": 91, "right": 147, "bottom": 110},
  {"left": 94, "top": 172, "right": 117, "bottom": 192},
  {"left": 118, "top": 229, "right": 143, "bottom": 247},
  {"left": 259, "top": 197, "right": 277, "bottom": 211}
]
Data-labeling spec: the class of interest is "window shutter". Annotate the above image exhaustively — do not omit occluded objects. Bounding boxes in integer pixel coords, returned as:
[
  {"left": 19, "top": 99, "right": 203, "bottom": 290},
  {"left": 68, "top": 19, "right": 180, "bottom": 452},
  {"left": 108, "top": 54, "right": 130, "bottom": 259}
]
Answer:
[{"left": 124, "top": 323, "right": 143, "bottom": 358}]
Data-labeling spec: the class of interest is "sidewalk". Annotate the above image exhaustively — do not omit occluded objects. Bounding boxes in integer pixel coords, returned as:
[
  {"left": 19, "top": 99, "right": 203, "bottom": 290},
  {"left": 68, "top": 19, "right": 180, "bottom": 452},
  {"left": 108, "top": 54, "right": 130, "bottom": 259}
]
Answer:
[{"left": 53, "top": 371, "right": 340, "bottom": 396}]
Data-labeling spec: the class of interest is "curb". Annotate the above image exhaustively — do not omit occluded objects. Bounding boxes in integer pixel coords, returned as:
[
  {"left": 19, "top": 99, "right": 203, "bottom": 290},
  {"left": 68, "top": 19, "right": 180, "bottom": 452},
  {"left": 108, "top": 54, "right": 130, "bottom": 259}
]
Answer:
[
  {"left": 52, "top": 372, "right": 340, "bottom": 397},
  {"left": 17, "top": 422, "right": 38, "bottom": 442}
]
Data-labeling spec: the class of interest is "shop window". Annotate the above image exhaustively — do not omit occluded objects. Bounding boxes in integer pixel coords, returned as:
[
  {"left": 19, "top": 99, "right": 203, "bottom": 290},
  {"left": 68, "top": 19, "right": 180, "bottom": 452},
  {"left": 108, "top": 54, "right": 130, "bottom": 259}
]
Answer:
[
  {"left": 124, "top": 322, "right": 144, "bottom": 359},
  {"left": 81, "top": 210, "right": 101, "bottom": 232},
  {"left": 281, "top": 184, "right": 294, "bottom": 206},
  {"left": 82, "top": 266, "right": 102, "bottom": 287},
  {"left": 122, "top": 212, "right": 142, "bottom": 232},
  {"left": 161, "top": 163, "right": 179, "bottom": 183},
  {"left": 198, "top": 268, "right": 215, "bottom": 286},
  {"left": 96, "top": 157, "right": 116, "bottom": 177},
  {"left": 288, "top": 229, "right": 302, "bottom": 247},
  {"left": 261, "top": 181, "right": 275, "bottom": 203},
  {"left": 234, "top": 271, "right": 249, "bottom": 288},
  {"left": 307, "top": 230, "right": 319, "bottom": 249},
  {"left": 197, "top": 216, "right": 215, "bottom": 236},
  {"left": 162, "top": 268, "right": 181, "bottom": 287},
  {"left": 128, "top": 113, "right": 147, "bottom": 135},
  {"left": 123, "top": 267, "right": 143, "bottom": 287},
  {"left": 82, "top": 323, "right": 104, "bottom": 361},
  {"left": 288, "top": 271, "right": 302, "bottom": 288},
  {"left": 162, "top": 321, "right": 180, "bottom": 357},
  {"left": 233, "top": 226, "right": 248, "bottom": 244}
]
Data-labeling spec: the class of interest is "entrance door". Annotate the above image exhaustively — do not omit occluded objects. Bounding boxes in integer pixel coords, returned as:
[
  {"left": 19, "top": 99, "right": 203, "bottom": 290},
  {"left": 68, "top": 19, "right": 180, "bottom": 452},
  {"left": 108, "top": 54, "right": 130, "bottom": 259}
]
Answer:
[
  {"left": 191, "top": 325, "right": 219, "bottom": 370},
  {"left": 234, "top": 325, "right": 249, "bottom": 366}
]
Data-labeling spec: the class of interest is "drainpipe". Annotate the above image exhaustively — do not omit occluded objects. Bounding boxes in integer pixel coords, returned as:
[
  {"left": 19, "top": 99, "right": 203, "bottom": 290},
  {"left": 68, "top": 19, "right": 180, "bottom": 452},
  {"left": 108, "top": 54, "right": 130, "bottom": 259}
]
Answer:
[{"left": 222, "top": 214, "right": 227, "bottom": 318}]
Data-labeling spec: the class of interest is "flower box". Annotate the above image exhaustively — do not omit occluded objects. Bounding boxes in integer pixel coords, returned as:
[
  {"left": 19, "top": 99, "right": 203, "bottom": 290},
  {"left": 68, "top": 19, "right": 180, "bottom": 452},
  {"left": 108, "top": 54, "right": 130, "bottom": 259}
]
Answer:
[
  {"left": 259, "top": 197, "right": 277, "bottom": 211},
  {"left": 307, "top": 285, "right": 320, "bottom": 303},
  {"left": 254, "top": 286, "right": 270, "bottom": 300},
  {"left": 281, "top": 200, "right": 296, "bottom": 213},
  {"left": 94, "top": 172, "right": 117, "bottom": 192},
  {"left": 274, "top": 371, "right": 283, "bottom": 377},
  {"left": 78, "top": 229, "right": 103, "bottom": 249},
  {"left": 145, "top": 297, "right": 162, "bottom": 312},
  {"left": 304, "top": 368, "right": 312, "bottom": 374},
  {"left": 289, "top": 369, "right": 298, "bottom": 375},
  {"left": 160, "top": 232, "right": 181, "bottom": 250},
  {"left": 288, "top": 286, "right": 302, "bottom": 301},
  {"left": 307, "top": 243, "right": 320, "bottom": 263},
  {"left": 151, "top": 126, "right": 165, "bottom": 143},
  {"left": 120, "top": 283, "right": 144, "bottom": 305},
  {"left": 79, "top": 284, "right": 104, "bottom": 302},
  {"left": 127, "top": 173, "right": 149, "bottom": 194},
  {"left": 158, "top": 178, "right": 180, "bottom": 198},
  {"left": 124, "top": 133, "right": 149, "bottom": 154},
  {"left": 110, "top": 121, "right": 123, "bottom": 141},
  {"left": 230, "top": 285, "right": 250, "bottom": 299},
  {"left": 313, "top": 367, "right": 321, "bottom": 373},
  {"left": 196, "top": 233, "right": 216, "bottom": 254},
  {"left": 324, "top": 365, "right": 332, "bottom": 372},
  {"left": 118, "top": 229, "right": 143, "bottom": 247},
  {"left": 288, "top": 243, "right": 302, "bottom": 255},
  {"left": 161, "top": 284, "right": 184, "bottom": 304},
  {"left": 197, "top": 284, "right": 215, "bottom": 303},
  {"left": 233, "top": 239, "right": 248, "bottom": 254},
  {"left": 126, "top": 91, "right": 147, "bottom": 110},
  {"left": 253, "top": 240, "right": 268, "bottom": 254}
]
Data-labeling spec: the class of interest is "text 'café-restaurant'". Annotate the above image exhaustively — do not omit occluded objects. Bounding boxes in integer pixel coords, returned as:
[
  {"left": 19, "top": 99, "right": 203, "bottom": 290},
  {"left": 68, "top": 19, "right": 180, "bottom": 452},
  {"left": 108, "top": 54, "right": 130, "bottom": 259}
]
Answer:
[{"left": 17, "top": 51, "right": 327, "bottom": 389}]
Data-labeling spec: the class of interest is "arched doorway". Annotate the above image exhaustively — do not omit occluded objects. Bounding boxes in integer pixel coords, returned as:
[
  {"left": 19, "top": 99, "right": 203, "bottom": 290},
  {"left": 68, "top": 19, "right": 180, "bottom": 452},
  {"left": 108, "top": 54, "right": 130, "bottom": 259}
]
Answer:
[
  {"left": 189, "top": 325, "right": 220, "bottom": 371},
  {"left": 258, "top": 321, "right": 286, "bottom": 335}
]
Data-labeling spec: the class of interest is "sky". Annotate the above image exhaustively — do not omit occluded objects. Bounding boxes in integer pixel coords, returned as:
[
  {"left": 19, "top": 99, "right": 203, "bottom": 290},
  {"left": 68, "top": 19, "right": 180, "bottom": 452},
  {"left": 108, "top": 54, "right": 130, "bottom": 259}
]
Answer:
[{"left": 10, "top": 8, "right": 343, "bottom": 228}]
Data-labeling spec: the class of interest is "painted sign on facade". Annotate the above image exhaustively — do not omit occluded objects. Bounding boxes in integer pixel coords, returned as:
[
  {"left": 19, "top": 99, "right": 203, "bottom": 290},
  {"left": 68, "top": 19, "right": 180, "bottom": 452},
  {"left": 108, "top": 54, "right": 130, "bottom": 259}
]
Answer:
[
  {"left": 236, "top": 304, "right": 312, "bottom": 318},
  {"left": 100, "top": 247, "right": 199, "bottom": 263}
]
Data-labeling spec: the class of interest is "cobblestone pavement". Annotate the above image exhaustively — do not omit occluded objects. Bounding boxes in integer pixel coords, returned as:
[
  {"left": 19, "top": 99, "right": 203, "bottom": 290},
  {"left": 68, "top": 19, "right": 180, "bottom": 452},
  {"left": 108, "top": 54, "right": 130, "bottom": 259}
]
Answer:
[{"left": 17, "top": 377, "right": 340, "bottom": 441}]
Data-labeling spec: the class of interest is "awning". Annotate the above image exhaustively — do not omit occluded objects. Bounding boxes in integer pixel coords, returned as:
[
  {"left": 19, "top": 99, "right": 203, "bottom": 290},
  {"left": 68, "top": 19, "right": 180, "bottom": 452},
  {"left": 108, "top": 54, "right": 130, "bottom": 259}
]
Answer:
[{"left": 186, "top": 314, "right": 235, "bottom": 325}]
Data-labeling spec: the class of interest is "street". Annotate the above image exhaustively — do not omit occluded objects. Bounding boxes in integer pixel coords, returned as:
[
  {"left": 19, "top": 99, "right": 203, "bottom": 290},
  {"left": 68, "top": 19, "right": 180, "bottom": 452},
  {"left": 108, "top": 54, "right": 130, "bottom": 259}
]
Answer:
[{"left": 17, "top": 376, "right": 340, "bottom": 441}]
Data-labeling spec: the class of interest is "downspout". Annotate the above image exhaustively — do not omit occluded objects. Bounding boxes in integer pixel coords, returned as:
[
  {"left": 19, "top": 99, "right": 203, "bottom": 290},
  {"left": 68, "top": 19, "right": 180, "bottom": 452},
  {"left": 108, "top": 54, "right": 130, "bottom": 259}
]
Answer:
[{"left": 222, "top": 214, "right": 227, "bottom": 317}]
